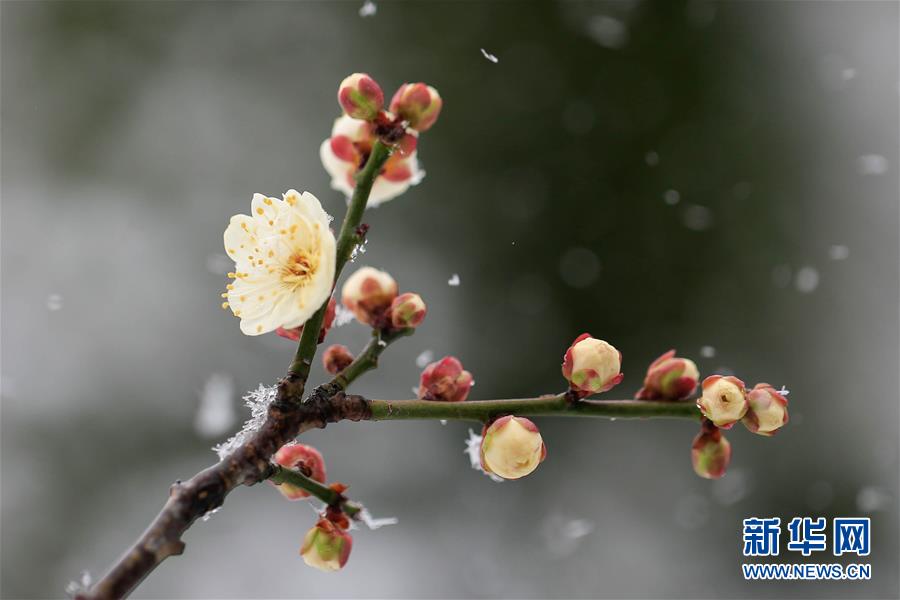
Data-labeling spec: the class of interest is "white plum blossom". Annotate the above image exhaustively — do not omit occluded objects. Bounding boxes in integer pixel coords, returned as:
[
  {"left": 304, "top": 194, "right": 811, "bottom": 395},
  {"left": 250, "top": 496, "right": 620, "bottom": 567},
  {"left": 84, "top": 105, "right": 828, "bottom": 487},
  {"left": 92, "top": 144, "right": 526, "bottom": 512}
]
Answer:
[
  {"left": 223, "top": 190, "right": 336, "bottom": 336},
  {"left": 319, "top": 115, "right": 424, "bottom": 207}
]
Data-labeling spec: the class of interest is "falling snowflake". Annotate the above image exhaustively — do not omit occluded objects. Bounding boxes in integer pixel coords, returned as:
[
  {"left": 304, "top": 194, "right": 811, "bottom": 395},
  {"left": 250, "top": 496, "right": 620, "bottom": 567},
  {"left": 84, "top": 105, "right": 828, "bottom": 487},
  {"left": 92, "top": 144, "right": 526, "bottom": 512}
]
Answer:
[
  {"left": 587, "top": 15, "right": 628, "bottom": 49},
  {"left": 857, "top": 154, "right": 888, "bottom": 175},
  {"left": 415, "top": 349, "right": 435, "bottom": 368},
  {"left": 700, "top": 345, "right": 716, "bottom": 358},
  {"left": 447, "top": 273, "right": 461, "bottom": 286},
  {"left": 480, "top": 48, "right": 499, "bottom": 63},
  {"left": 358, "top": 0, "right": 376, "bottom": 17},
  {"left": 542, "top": 514, "right": 595, "bottom": 557},
  {"left": 778, "top": 385, "right": 791, "bottom": 397},
  {"left": 682, "top": 204, "right": 713, "bottom": 231},
  {"left": 46, "top": 293, "right": 63, "bottom": 311},
  {"left": 205, "top": 253, "right": 232, "bottom": 275},
  {"left": 333, "top": 304, "right": 356, "bottom": 327},
  {"left": 828, "top": 245, "right": 850, "bottom": 261},
  {"left": 212, "top": 384, "right": 277, "bottom": 460},
  {"left": 464, "top": 429, "right": 503, "bottom": 482},
  {"left": 856, "top": 486, "right": 891, "bottom": 512},
  {"left": 795, "top": 266, "right": 820, "bottom": 293},
  {"left": 65, "top": 571, "right": 92, "bottom": 598},
  {"left": 195, "top": 373, "right": 236, "bottom": 438}
]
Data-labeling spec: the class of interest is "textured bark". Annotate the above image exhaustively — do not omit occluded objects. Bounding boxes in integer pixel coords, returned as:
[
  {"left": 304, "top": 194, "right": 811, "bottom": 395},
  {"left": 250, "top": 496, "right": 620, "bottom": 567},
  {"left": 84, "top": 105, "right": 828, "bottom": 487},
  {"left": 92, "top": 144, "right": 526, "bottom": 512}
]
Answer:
[{"left": 79, "top": 379, "right": 369, "bottom": 600}]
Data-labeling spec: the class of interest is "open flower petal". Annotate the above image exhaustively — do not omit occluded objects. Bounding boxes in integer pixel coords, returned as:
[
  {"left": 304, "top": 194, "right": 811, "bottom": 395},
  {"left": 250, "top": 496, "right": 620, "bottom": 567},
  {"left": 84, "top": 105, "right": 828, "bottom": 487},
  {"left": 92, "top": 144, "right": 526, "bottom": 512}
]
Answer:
[{"left": 223, "top": 190, "right": 336, "bottom": 336}]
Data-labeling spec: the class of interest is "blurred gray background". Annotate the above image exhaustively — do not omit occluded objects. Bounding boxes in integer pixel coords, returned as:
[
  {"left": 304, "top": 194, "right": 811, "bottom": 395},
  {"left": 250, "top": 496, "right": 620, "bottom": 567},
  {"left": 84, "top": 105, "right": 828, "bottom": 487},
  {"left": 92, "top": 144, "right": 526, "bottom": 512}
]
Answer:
[{"left": 2, "top": 1, "right": 898, "bottom": 598}]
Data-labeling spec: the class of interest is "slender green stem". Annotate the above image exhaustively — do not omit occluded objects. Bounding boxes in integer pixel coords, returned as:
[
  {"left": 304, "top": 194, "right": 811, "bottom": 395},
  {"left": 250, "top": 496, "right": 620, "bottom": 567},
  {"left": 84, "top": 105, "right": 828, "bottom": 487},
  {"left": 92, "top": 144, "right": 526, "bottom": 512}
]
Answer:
[
  {"left": 288, "top": 140, "right": 393, "bottom": 378},
  {"left": 334, "top": 140, "right": 392, "bottom": 270},
  {"left": 368, "top": 396, "right": 702, "bottom": 422},
  {"left": 269, "top": 466, "right": 361, "bottom": 517},
  {"left": 332, "top": 327, "right": 413, "bottom": 390},
  {"left": 265, "top": 326, "right": 410, "bottom": 512}
]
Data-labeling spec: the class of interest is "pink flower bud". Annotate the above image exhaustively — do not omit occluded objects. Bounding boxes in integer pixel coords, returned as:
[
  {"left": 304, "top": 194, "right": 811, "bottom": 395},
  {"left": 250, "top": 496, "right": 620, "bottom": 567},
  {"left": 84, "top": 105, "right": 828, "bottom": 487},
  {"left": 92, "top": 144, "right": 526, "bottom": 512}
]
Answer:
[
  {"left": 341, "top": 267, "right": 398, "bottom": 327},
  {"left": 276, "top": 297, "right": 336, "bottom": 343},
  {"left": 635, "top": 349, "right": 700, "bottom": 401},
  {"left": 271, "top": 443, "right": 327, "bottom": 501},
  {"left": 691, "top": 421, "right": 732, "bottom": 479},
  {"left": 561, "top": 333, "right": 623, "bottom": 397},
  {"left": 480, "top": 416, "right": 547, "bottom": 480},
  {"left": 322, "top": 344, "right": 354, "bottom": 375},
  {"left": 300, "top": 518, "right": 353, "bottom": 572},
  {"left": 337, "top": 73, "right": 384, "bottom": 121},
  {"left": 696, "top": 375, "right": 748, "bottom": 429},
  {"left": 389, "top": 83, "right": 442, "bottom": 132},
  {"left": 742, "top": 383, "right": 789, "bottom": 436},
  {"left": 417, "top": 356, "right": 473, "bottom": 402},
  {"left": 389, "top": 292, "right": 427, "bottom": 329}
]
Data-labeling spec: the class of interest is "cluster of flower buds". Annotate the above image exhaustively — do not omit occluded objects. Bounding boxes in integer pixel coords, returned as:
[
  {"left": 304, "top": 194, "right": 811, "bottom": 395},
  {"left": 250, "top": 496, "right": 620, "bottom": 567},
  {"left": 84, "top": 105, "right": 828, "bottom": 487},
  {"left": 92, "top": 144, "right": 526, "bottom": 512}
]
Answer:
[
  {"left": 631, "top": 351, "right": 789, "bottom": 479},
  {"left": 341, "top": 266, "right": 427, "bottom": 331},
  {"left": 276, "top": 297, "right": 337, "bottom": 343},
  {"left": 697, "top": 376, "right": 789, "bottom": 435},
  {"left": 322, "top": 73, "right": 442, "bottom": 206},
  {"left": 417, "top": 356, "right": 473, "bottom": 403},
  {"left": 691, "top": 376, "right": 788, "bottom": 479},
  {"left": 271, "top": 443, "right": 327, "bottom": 501},
  {"left": 480, "top": 416, "right": 547, "bottom": 480},
  {"left": 271, "top": 442, "right": 355, "bottom": 571},
  {"left": 635, "top": 349, "right": 699, "bottom": 401},
  {"left": 561, "top": 333, "right": 623, "bottom": 397}
]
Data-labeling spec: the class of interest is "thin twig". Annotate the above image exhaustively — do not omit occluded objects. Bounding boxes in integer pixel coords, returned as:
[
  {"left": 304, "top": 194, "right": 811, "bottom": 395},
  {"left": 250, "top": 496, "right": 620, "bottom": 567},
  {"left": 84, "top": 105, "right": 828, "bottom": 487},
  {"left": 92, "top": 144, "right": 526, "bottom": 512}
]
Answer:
[
  {"left": 268, "top": 465, "right": 362, "bottom": 518},
  {"left": 368, "top": 396, "right": 702, "bottom": 422}
]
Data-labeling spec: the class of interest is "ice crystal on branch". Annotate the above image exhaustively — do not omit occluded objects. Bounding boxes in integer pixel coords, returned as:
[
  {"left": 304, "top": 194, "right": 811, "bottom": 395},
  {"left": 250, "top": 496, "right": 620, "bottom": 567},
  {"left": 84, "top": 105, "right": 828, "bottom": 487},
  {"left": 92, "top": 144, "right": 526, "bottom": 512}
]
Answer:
[
  {"left": 212, "top": 384, "right": 277, "bottom": 460},
  {"left": 356, "top": 507, "right": 399, "bottom": 530}
]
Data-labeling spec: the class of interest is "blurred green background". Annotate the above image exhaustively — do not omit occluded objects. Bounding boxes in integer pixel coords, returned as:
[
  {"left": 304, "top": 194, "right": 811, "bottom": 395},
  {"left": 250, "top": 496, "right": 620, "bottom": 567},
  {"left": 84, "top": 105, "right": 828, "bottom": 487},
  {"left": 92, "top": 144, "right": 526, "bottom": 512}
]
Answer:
[{"left": 2, "top": 1, "right": 898, "bottom": 598}]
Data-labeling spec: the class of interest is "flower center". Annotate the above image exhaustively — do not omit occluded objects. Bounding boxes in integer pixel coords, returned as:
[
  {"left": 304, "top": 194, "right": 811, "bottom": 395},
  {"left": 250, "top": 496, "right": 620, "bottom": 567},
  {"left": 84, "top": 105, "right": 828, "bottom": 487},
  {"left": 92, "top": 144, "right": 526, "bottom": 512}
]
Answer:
[{"left": 281, "top": 250, "right": 318, "bottom": 287}]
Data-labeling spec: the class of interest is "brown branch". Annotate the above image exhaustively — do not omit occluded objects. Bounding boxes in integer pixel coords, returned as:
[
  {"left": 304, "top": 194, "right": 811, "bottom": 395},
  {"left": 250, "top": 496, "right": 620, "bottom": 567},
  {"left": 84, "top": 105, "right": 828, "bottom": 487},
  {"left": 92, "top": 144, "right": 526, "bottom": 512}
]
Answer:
[
  {"left": 79, "top": 381, "right": 701, "bottom": 598},
  {"left": 78, "top": 382, "right": 369, "bottom": 600}
]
